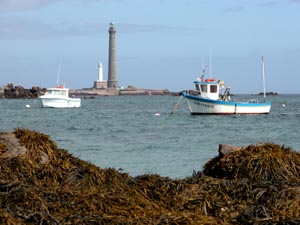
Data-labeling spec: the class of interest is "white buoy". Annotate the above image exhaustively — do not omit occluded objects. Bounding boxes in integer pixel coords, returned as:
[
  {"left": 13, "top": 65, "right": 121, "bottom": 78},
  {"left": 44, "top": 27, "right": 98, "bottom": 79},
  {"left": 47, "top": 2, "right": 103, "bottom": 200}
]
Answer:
[
  {"left": 25, "top": 104, "right": 30, "bottom": 108},
  {"left": 282, "top": 104, "right": 286, "bottom": 107},
  {"left": 154, "top": 113, "right": 160, "bottom": 116}
]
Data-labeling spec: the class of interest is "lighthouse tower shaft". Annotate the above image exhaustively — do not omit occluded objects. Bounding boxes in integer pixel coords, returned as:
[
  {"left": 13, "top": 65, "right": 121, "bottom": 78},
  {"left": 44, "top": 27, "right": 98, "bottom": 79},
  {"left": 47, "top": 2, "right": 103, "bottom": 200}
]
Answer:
[{"left": 107, "top": 22, "right": 118, "bottom": 88}]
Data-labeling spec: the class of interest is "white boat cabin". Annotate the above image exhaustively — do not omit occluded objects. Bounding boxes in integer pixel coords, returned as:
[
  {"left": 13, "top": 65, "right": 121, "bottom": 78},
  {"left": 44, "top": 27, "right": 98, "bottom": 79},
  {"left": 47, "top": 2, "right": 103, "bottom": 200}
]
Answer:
[
  {"left": 189, "top": 78, "right": 230, "bottom": 101},
  {"left": 44, "top": 86, "right": 69, "bottom": 97},
  {"left": 194, "top": 78, "right": 219, "bottom": 100},
  {"left": 191, "top": 78, "right": 230, "bottom": 101}
]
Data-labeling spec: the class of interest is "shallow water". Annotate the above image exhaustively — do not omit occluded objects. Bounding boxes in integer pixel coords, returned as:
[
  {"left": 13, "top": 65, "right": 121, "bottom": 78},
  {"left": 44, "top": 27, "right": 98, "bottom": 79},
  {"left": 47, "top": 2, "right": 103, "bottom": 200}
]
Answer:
[{"left": 1, "top": 94, "right": 299, "bottom": 178}]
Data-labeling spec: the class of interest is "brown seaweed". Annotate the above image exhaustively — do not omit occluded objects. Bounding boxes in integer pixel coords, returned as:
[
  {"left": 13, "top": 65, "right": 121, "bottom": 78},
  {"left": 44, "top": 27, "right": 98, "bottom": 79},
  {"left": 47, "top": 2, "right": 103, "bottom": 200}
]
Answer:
[{"left": 1, "top": 128, "right": 300, "bottom": 224}]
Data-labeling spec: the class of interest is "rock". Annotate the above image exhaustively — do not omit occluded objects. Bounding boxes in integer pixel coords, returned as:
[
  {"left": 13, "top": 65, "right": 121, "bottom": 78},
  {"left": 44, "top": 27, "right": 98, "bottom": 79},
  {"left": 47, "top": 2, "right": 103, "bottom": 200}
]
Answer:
[
  {"left": 218, "top": 144, "right": 243, "bottom": 157},
  {"left": 0, "top": 132, "right": 27, "bottom": 158},
  {"left": 0, "top": 83, "right": 44, "bottom": 99}
]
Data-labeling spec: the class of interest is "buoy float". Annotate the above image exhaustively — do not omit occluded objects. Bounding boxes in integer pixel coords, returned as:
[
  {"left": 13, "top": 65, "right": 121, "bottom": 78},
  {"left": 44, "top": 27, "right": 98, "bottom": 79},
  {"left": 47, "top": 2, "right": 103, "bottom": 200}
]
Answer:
[
  {"left": 25, "top": 104, "right": 30, "bottom": 108},
  {"left": 205, "top": 78, "right": 216, "bottom": 82},
  {"left": 154, "top": 113, "right": 160, "bottom": 116}
]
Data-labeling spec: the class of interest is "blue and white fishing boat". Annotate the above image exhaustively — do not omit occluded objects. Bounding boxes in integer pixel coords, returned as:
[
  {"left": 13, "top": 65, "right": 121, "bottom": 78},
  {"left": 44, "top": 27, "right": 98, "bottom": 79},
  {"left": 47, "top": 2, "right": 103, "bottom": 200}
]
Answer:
[{"left": 180, "top": 57, "right": 271, "bottom": 115}]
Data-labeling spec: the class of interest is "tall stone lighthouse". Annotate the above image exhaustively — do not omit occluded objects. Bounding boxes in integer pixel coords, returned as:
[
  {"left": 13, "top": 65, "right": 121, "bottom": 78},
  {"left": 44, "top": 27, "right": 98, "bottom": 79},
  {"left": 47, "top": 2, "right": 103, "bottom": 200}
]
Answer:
[{"left": 107, "top": 22, "right": 118, "bottom": 88}]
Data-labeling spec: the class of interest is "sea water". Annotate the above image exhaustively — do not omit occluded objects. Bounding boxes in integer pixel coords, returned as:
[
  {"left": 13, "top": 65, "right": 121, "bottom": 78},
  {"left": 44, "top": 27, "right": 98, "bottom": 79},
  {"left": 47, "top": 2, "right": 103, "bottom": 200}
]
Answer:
[{"left": 0, "top": 95, "right": 299, "bottom": 179}]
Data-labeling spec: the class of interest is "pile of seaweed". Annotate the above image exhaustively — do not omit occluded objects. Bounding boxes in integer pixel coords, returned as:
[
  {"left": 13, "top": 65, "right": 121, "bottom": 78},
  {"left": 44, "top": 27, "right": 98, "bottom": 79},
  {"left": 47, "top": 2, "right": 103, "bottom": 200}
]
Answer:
[{"left": 1, "top": 129, "right": 300, "bottom": 224}]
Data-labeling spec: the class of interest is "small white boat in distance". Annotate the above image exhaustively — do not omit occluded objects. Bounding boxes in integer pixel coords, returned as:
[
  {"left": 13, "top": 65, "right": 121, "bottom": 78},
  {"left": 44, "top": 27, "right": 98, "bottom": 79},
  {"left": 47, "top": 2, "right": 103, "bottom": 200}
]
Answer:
[
  {"left": 39, "top": 85, "right": 81, "bottom": 108},
  {"left": 181, "top": 57, "right": 271, "bottom": 115}
]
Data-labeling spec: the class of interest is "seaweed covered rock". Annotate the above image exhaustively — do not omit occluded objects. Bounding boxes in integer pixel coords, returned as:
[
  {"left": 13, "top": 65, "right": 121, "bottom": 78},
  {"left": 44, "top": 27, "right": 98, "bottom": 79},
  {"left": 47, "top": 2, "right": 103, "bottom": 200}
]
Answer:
[
  {"left": 203, "top": 143, "right": 300, "bottom": 183},
  {"left": 201, "top": 143, "right": 300, "bottom": 224},
  {"left": 0, "top": 129, "right": 223, "bottom": 224},
  {"left": 1, "top": 129, "right": 300, "bottom": 224}
]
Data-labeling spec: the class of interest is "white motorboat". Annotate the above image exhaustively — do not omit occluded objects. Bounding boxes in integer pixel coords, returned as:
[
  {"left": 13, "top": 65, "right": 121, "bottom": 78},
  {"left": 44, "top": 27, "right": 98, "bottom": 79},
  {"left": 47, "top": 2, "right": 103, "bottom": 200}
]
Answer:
[{"left": 39, "top": 85, "right": 81, "bottom": 108}]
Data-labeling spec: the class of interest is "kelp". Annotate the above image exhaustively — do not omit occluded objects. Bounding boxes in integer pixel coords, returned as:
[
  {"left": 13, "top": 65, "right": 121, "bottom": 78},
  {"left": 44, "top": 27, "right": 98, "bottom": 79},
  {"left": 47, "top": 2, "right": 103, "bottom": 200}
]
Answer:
[
  {"left": 1, "top": 128, "right": 300, "bottom": 224},
  {"left": 203, "top": 143, "right": 300, "bottom": 183}
]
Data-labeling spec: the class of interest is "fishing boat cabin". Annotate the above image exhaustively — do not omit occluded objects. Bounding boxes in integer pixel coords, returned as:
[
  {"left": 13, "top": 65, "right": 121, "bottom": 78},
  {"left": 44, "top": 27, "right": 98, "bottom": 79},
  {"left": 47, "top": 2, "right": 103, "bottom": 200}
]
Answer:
[{"left": 189, "top": 78, "right": 231, "bottom": 101}]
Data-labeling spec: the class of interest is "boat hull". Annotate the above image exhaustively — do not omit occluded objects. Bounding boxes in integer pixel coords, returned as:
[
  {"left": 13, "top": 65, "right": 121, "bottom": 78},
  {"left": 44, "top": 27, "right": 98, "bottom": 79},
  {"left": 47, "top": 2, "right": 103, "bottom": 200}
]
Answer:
[
  {"left": 183, "top": 94, "right": 271, "bottom": 115},
  {"left": 39, "top": 97, "right": 81, "bottom": 108}
]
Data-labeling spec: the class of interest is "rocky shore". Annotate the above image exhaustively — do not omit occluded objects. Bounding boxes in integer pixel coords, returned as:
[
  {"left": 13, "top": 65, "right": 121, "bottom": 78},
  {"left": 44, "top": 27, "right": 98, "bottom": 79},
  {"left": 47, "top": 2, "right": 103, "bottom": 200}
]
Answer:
[
  {"left": 72, "top": 85, "right": 176, "bottom": 97},
  {"left": 0, "top": 83, "right": 176, "bottom": 99},
  {"left": 0, "top": 83, "right": 45, "bottom": 99},
  {"left": 1, "top": 129, "right": 300, "bottom": 224}
]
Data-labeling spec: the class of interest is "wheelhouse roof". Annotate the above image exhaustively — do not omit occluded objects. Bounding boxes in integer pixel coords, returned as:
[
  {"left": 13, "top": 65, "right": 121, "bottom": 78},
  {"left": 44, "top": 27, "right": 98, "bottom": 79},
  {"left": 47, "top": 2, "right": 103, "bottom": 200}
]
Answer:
[{"left": 193, "top": 80, "right": 219, "bottom": 85}]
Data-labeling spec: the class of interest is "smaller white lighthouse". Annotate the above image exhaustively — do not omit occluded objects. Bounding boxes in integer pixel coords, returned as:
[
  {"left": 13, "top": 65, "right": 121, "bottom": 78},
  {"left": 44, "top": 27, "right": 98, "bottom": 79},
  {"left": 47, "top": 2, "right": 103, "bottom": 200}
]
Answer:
[
  {"left": 98, "top": 62, "right": 103, "bottom": 81},
  {"left": 94, "top": 61, "right": 107, "bottom": 89}
]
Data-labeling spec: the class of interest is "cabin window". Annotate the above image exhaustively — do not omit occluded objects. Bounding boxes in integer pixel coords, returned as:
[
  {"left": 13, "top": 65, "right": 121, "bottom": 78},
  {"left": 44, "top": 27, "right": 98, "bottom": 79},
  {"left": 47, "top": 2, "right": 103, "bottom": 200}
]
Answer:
[
  {"left": 195, "top": 84, "right": 200, "bottom": 91},
  {"left": 200, "top": 85, "right": 207, "bottom": 93},
  {"left": 53, "top": 90, "right": 62, "bottom": 95},
  {"left": 210, "top": 85, "right": 218, "bottom": 93}
]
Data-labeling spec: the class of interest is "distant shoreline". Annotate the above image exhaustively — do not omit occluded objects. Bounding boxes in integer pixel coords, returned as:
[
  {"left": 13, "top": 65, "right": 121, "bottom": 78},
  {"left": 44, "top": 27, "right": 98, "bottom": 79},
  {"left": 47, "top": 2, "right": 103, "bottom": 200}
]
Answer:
[
  {"left": 0, "top": 83, "right": 284, "bottom": 99},
  {"left": 0, "top": 83, "right": 178, "bottom": 99},
  {"left": 71, "top": 87, "right": 178, "bottom": 97}
]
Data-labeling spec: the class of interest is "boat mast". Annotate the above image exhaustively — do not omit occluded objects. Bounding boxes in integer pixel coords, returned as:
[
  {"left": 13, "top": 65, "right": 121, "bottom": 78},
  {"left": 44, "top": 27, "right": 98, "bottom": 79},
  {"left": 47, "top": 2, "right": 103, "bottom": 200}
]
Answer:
[
  {"left": 209, "top": 48, "right": 212, "bottom": 78},
  {"left": 201, "top": 57, "right": 207, "bottom": 78},
  {"left": 57, "top": 61, "right": 62, "bottom": 86},
  {"left": 261, "top": 56, "right": 266, "bottom": 102}
]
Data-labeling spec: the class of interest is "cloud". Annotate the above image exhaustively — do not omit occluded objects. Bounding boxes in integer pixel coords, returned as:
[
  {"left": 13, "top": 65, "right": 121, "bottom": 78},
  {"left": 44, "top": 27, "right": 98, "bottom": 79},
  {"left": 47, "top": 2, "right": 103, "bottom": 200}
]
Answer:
[
  {"left": 258, "top": 1, "right": 281, "bottom": 7},
  {"left": 0, "top": 17, "right": 188, "bottom": 40},
  {"left": 222, "top": 1, "right": 279, "bottom": 13},
  {"left": 0, "top": 18, "right": 103, "bottom": 39},
  {"left": 0, "top": 0, "right": 57, "bottom": 11},
  {"left": 222, "top": 5, "right": 245, "bottom": 13},
  {"left": 119, "top": 23, "right": 188, "bottom": 34},
  {"left": 0, "top": 0, "right": 122, "bottom": 12}
]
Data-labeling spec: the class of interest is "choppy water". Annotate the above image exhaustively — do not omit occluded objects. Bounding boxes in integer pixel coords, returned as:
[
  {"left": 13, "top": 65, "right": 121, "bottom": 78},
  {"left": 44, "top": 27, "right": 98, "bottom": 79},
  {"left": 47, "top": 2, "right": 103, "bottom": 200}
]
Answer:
[{"left": 1, "top": 95, "right": 299, "bottom": 178}]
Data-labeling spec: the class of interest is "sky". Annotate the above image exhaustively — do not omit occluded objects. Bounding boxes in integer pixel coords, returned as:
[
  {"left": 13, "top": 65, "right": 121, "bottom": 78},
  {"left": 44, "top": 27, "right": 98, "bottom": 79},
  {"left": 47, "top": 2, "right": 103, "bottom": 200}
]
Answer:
[{"left": 0, "top": 0, "right": 300, "bottom": 94}]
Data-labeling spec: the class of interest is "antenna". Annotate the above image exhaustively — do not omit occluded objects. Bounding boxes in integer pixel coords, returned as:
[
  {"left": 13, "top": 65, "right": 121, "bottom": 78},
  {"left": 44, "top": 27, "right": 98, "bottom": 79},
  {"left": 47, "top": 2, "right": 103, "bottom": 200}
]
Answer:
[
  {"left": 57, "top": 61, "right": 62, "bottom": 86},
  {"left": 209, "top": 47, "right": 212, "bottom": 78},
  {"left": 262, "top": 56, "right": 266, "bottom": 102},
  {"left": 201, "top": 57, "right": 205, "bottom": 76}
]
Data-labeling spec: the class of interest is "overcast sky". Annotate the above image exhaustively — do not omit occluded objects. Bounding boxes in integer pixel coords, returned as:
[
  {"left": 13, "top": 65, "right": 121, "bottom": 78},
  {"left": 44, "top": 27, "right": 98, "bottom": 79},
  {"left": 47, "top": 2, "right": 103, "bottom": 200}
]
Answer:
[{"left": 1, "top": 0, "right": 300, "bottom": 93}]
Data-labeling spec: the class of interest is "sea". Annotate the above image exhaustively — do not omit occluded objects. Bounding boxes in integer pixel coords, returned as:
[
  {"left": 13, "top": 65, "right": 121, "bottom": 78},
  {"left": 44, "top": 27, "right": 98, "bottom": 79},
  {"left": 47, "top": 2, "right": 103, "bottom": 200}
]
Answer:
[{"left": 1, "top": 94, "right": 299, "bottom": 179}]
